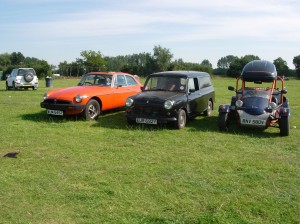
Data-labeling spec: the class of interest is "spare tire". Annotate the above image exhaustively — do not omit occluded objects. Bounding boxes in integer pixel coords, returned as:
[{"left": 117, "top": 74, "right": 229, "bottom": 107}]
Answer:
[{"left": 24, "top": 72, "right": 34, "bottom": 82}]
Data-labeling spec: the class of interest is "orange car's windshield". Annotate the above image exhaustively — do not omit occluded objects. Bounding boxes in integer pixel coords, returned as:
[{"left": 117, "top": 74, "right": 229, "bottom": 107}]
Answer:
[{"left": 78, "top": 74, "right": 113, "bottom": 86}]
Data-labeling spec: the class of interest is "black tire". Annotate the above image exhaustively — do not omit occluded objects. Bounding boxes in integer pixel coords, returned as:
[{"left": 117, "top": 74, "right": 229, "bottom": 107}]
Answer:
[
  {"left": 32, "top": 86, "right": 38, "bottom": 90},
  {"left": 218, "top": 112, "right": 229, "bottom": 131},
  {"left": 5, "top": 82, "right": 10, "bottom": 90},
  {"left": 204, "top": 100, "right": 213, "bottom": 116},
  {"left": 279, "top": 116, "right": 289, "bottom": 136},
  {"left": 12, "top": 82, "right": 18, "bottom": 90},
  {"left": 174, "top": 109, "right": 186, "bottom": 129},
  {"left": 83, "top": 99, "right": 100, "bottom": 120},
  {"left": 24, "top": 72, "right": 34, "bottom": 82}
]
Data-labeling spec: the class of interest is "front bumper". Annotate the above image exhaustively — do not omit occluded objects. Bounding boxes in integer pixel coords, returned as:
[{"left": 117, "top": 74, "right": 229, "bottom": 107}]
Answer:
[
  {"left": 237, "top": 110, "right": 270, "bottom": 128},
  {"left": 126, "top": 114, "right": 177, "bottom": 124},
  {"left": 40, "top": 102, "right": 86, "bottom": 113}
]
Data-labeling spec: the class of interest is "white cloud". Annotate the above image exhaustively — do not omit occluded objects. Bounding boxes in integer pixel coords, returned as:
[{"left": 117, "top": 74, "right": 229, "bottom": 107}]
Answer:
[
  {"left": 7, "top": 0, "right": 297, "bottom": 42},
  {"left": 1, "top": 0, "right": 299, "bottom": 67}
]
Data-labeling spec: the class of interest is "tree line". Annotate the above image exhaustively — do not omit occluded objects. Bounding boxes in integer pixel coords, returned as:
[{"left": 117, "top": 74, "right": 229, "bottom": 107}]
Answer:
[{"left": 1, "top": 45, "right": 299, "bottom": 80}]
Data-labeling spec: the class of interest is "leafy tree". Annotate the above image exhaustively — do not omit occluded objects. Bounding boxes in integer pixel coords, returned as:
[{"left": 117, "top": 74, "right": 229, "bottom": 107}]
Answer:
[
  {"left": 273, "top": 57, "right": 289, "bottom": 77},
  {"left": 227, "top": 55, "right": 260, "bottom": 77},
  {"left": 153, "top": 45, "right": 173, "bottom": 72},
  {"left": 217, "top": 55, "right": 239, "bottom": 69},
  {"left": 293, "top": 55, "right": 300, "bottom": 78},
  {"left": 10, "top": 52, "right": 25, "bottom": 65},
  {"left": 201, "top": 59, "right": 212, "bottom": 68},
  {"left": 0, "top": 52, "right": 51, "bottom": 79},
  {"left": 215, "top": 55, "right": 239, "bottom": 76},
  {"left": 105, "top": 55, "right": 127, "bottom": 72},
  {"left": 170, "top": 60, "right": 213, "bottom": 75},
  {"left": 0, "top": 53, "right": 11, "bottom": 68},
  {"left": 105, "top": 53, "right": 155, "bottom": 77},
  {"left": 170, "top": 59, "right": 185, "bottom": 70},
  {"left": 34, "top": 60, "right": 51, "bottom": 79},
  {"left": 80, "top": 50, "right": 106, "bottom": 72}
]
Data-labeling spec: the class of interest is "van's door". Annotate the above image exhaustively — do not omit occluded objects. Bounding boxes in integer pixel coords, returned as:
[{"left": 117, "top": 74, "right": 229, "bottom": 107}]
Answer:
[{"left": 187, "top": 78, "right": 201, "bottom": 116}]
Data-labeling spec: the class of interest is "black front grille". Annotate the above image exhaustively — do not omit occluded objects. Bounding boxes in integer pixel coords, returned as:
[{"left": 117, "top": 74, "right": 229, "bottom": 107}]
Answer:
[
  {"left": 133, "top": 105, "right": 165, "bottom": 116},
  {"left": 44, "top": 99, "right": 71, "bottom": 105}
]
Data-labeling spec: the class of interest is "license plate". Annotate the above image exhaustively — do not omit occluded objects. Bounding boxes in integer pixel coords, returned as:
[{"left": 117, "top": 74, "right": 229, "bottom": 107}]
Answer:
[
  {"left": 241, "top": 118, "right": 266, "bottom": 126},
  {"left": 47, "top": 109, "right": 63, "bottom": 116},
  {"left": 136, "top": 118, "right": 157, "bottom": 124}
]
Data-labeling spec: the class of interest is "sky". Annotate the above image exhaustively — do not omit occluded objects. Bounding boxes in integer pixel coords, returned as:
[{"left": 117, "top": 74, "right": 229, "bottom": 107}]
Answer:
[{"left": 1, "top": 0, "right": 299, "bottom": 69}]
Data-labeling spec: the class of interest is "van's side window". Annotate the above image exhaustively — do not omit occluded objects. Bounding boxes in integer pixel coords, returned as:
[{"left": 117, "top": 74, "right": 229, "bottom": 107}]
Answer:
[
  {"left": 199, "top": 76, "right": 212, "bottom": 89},
  {"left": 188, "top": 78, "right": 199, "bottom": 91}
]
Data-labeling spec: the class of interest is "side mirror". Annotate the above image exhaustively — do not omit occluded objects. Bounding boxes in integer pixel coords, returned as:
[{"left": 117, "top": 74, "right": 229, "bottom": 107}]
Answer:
[
  {"left": 228, "top": 86, "right": 235, "bottom": 91},
  {"left": 281, "top": 89, "right": 287, "bottom": 94}
]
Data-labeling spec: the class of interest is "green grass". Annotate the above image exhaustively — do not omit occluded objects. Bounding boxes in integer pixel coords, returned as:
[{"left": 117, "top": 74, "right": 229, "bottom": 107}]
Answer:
[{"left": 0, "top": 77, "right": 299, "bottom": 223}]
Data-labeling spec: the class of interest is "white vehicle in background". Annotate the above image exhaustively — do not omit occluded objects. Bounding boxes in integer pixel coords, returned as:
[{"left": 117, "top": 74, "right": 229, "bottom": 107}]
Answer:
[{"left": 6, "top": 68, "right": 39, "bottom": 90}]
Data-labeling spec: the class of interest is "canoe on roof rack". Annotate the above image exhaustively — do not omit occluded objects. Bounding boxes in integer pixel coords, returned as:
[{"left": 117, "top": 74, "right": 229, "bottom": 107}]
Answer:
[{"left": 241, "top": 60, "right": 277, "bottom": 82}]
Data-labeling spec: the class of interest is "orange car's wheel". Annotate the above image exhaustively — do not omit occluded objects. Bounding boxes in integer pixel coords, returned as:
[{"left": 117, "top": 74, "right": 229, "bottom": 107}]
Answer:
[{"left": 83, "top": 99, "right": 100, "bottom": 120}]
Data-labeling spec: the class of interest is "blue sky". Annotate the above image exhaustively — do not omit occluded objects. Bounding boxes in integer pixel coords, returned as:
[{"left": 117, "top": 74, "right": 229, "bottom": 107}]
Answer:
[{"left": 1, "top": 0, "right": 299, "bottom": 68}]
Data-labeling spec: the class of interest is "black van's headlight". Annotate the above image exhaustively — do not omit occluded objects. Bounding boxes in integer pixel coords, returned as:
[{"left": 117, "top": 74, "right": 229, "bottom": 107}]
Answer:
[
  {"left": 164, "top": 100, "right": 174, "bottom": 110},
  {"left": 126, "top": 98, "right": 134, "bottom": 107}
]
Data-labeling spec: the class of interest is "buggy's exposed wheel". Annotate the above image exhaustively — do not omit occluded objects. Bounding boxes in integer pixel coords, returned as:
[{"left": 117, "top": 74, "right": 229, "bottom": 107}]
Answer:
[
  {"left": 279, "top": 116, "right": 289, "bottom": 136},
  {"left": 218, "top": 112, "right": 229, "bottom": 131}
]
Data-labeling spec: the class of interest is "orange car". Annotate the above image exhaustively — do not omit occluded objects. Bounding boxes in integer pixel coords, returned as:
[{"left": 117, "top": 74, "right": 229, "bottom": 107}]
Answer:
[{"left": 40, "top": 72, "right": 142, "bottom": 120}]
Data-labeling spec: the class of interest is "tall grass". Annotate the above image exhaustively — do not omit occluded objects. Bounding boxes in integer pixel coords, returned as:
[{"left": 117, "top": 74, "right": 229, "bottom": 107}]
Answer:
[{"left": 0, "top": 76, "right": 299, "bottom": 223}]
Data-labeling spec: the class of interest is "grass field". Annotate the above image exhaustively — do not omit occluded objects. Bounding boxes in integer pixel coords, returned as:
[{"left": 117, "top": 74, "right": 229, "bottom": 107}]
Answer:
[{"left": 0, "top": 76, "right": 299, "bottom": 223}]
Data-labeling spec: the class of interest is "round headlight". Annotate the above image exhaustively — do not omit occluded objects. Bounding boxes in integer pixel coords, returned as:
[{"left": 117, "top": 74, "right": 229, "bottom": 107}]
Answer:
[
  {"left": 268, "top": 102, "right": 277, "bottom": 110},
  {"left": 164, "top": 100, "right": 174, "bottom": 110},
  {"left": 126, "top": 98, "right": 134, "bottom": 107},
  {"left": 43, "top": 93, "right": 49, "bottom": 100},
  {"left": 75, "top": 94, "right": 83, "bottom": 103},
  {"left": 236, "top": 100, "right": 243, "bottom": 107}
]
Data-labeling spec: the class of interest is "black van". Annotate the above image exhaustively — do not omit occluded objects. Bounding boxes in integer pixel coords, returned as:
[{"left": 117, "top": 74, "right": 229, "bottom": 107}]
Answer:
[{"left": 125, "top": 71, "right": 215, "bottom": 129}]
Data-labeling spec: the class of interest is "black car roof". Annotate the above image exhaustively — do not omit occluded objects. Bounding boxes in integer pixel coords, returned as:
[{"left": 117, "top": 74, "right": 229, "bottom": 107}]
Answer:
[
  {"left": 151, "top": 71, "right": 210, "bottom": 78},
  {"left": 241, "top": 60, "right": 277, "bottom": 82}
]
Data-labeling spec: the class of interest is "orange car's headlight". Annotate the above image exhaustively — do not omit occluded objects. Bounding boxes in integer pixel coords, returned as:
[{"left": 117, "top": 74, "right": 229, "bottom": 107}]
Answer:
[{"left": 75, "top": 94, "right": 83, "bottom": 103}]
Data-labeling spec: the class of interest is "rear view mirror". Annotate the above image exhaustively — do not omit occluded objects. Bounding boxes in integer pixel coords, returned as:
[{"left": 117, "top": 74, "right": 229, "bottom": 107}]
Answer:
[
  {"left": 228, "top": 86, "right": 235, "bottom": 91},
  {"left": 281, "top": 89, "right": 287, "bottom": 94}
]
